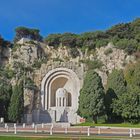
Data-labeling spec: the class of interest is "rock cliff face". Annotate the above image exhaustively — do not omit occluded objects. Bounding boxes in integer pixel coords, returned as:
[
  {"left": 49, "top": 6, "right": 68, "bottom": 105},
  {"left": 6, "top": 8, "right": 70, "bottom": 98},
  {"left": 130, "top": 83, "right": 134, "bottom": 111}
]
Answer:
[
  {"left": 95, "top": 43, "right": 135, "bottom": 85},
  {"left": 8, "top": 39, "right": 136, "bottom": 87},
  {"left": 10, "top": 43, "right": 44, "bottom": 66},
  {"left": 3, "top": 39, "right": 135, "bottom": 115}
]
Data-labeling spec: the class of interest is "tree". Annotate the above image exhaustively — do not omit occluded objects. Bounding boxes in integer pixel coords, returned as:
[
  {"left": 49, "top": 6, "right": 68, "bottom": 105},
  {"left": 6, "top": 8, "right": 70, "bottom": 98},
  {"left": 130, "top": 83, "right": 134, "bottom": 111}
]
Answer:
[
  {"left": 117, "top": 61, "right": 140, "bottom": 123},
  {"left": 105, "top": 69, "right": 127, "bottom": 122},
  {"left": 43, "top": 18, "right": 140, "bottom": 54},
  {"left": 8, "top": 81, "right": 24, "bottom": 123},
  {"left": 60, "top": 33, "right": 78, "bottom": 47},
  {"left": 81, "top": 59, "right": 103, "bottom": 70},
  {"left": 106, "top": 68, "right": 140, "bottom": 123},
  {"left": 0, "top": 78, "right": 12, "bottom": 121},
  {"left": 76, "top": 35, "right": 84, "bottom": 47},
  {"left": 112, "top": 86, "right": 140, "bottom": 123},
  {"left": 14, "top": 26, "right": 42, "bottom": 42},
  {"left": 44, "top": 34, "right": 61, "bottom": 47},
  {"left": 69, "top": 48, "right": 80, "bottom": 58},
  {"left": 106, "top": 69, "right": 127, "bottom": 96},
  {"left": 115, "top": 39, "right": 138, "bottom": 54},
  {"left": 0, "top": 68, "right": 13, "bottom": 121},
  {"left": 106, "top": 23, "right": 133, "bottom": 39},
  {"left": 78, "top": 70, "right": 105, "bottom": 123},
  {"left": 124, "top": 62, "right": 140, "bottom": 87}
]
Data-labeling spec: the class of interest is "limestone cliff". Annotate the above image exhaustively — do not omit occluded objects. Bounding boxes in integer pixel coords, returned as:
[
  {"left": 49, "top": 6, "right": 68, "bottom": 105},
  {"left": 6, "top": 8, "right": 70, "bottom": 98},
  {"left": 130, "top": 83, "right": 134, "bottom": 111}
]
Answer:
[
  {"left": 2, "top": 38, "right": 135, "bottom": 114},
  {"left": 7, "top": 39, "right": 136, "bottom": 87}
]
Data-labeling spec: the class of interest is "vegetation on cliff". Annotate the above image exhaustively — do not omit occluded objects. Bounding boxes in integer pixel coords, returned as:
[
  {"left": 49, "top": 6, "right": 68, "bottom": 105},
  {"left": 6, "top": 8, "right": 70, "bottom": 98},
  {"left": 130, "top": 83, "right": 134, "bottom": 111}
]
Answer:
[
  {"left": 14, "top": 26, "right": 43, "bottom": 42},
  {"left": 44, "top": 18, "right": 140, "bottom": 55}
]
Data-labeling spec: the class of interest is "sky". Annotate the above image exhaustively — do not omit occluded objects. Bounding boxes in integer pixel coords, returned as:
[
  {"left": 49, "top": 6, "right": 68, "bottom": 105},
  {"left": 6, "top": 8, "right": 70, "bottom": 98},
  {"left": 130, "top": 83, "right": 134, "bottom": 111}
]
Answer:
[{"left": 0, "top": 0, "right": 140, "bottom": 40}]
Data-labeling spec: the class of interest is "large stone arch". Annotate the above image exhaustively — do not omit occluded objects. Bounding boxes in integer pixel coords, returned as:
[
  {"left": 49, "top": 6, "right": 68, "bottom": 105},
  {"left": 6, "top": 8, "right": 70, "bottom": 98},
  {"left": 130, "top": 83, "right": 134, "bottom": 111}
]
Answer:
[{"left": 41, "top": 68, "right": 81, "bottom": 117}]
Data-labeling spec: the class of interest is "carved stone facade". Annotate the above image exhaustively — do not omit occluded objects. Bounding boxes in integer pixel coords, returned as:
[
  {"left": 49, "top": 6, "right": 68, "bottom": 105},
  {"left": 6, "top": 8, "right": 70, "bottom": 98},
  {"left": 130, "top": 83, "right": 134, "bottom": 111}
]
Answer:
[{"left": 24, "top": 59, "right": 84, "bottom": 124}]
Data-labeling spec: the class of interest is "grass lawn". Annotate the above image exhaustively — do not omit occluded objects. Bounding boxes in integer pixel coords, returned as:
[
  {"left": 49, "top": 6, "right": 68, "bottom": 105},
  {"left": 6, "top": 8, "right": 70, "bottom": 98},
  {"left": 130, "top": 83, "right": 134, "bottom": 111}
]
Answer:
[
  {"left": 0, "top": 137, "right": 69, "bottom": 140},
  {"left": 76, "top": 122, "right": 140, "bottom": 128},
  {"left": 0, "top": 136, "right": 113, "bottom": 140}
]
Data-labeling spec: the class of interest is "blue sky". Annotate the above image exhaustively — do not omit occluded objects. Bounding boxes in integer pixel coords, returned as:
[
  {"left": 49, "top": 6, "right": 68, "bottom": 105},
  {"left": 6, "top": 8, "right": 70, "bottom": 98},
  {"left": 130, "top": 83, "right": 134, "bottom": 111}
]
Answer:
[{"left": 0, "top": 0, "right": 140, "bottom": 40}]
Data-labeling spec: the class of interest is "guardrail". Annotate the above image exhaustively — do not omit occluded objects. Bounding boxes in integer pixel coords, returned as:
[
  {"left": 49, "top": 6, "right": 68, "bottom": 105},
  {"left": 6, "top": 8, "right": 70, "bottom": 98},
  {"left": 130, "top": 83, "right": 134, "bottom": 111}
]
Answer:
[{"left": 0, "top": 123, "right": 139, "bottom": 138}]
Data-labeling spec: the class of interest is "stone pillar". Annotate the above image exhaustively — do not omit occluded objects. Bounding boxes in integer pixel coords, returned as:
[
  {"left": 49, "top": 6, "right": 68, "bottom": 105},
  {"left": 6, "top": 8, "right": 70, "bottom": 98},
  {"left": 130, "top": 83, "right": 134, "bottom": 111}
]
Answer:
[
  {"left": 65, "top": 98, "right": 67, "bottom": 107},
  {"left": 56, "top": 97, "right": 58, "bottom": 107},
  {"left": 61, "top": 97, "right": 63, "bottom": 107}
]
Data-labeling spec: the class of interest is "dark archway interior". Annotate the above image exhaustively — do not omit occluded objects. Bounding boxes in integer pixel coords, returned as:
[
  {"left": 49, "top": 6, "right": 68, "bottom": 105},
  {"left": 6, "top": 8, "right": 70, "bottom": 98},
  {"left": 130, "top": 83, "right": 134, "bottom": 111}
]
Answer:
[{"left": 68, "top": 92, "right": 72, "bottom": 106}]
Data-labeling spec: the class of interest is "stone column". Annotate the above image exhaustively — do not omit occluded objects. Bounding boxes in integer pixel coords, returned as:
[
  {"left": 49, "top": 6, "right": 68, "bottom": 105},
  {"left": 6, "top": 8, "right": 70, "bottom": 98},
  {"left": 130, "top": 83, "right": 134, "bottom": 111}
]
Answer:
[
  {"left": 61, "top": 97, "right": 63, "bottom": 107},
  {"left": 56, "top": 97, "right": 58, "bottom": 107},
  {"left": 65, "top": 98, "right": 67, "bottom": 107}
]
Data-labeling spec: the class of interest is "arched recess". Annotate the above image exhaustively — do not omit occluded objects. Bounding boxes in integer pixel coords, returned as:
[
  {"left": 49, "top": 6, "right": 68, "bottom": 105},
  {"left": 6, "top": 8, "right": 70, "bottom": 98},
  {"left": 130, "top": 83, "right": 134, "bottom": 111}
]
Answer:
[
  {"left": 41, "top": 68, "right": 80, "bottom": 110},
  {"left": 50, "top": 77, "right": 68, "bottom": 107}
]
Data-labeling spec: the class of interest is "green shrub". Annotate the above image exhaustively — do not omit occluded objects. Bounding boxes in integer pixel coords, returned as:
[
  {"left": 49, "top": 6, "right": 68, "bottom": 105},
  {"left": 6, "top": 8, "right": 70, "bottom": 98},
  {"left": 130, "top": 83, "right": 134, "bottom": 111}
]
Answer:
[
  {"left": 81, "top": 59, "right": 103, "bottom": 70},
  {"left": 12, "top": 44, "right": 21, "bottom": 52},
  {"left": 95, "top": 39, "right": 108, "bottom": 48},
  {"left": 104, "top": 48, "right": 113, "bottom": 55},
  {"left": 43, "top": 18, "right": 140, "bottom": 54},
  {"left": 44, "top": 34, "right": 61, "bottom": 47},
  {"left": 32, "top": 59, "right": 42, "bottom": 68},
  {"left": 53, "top": 57, "right": 64, "bottom": 62},
  {"left": 115, "top": 39, "right": 138, "bottom": 54},
  {"left": 97, "top": 115, "right": 107, "bottom": 123},
  {"left": 69, "top": 48, "right": 80, "bottom": 58},
  {"left": 6, "top": 69, "right": 15, "bottom": 79},
  {"left": 24, "top": 77, "right": 35, "bottom": 87},
  {"left": 14, "top": 26, "right": 42, "bottom": 42}
]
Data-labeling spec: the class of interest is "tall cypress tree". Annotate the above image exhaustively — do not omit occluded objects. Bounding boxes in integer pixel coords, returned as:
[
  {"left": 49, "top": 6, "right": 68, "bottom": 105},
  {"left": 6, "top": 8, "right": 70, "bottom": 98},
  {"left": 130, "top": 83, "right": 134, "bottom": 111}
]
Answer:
[
  {"left": 105, "top": 69, "right": 127, "bottom": 122},
  {"left": 78, "top": 70, "right": 105, "bottom": 123},
  {"left": 8, "top": 81, "right": 24, "bottom": 123},
  {"left": 0, "top": 78, "right": 12, "bottom": 121},
  {"left": 106, "top": 69, "right": 127, "bottom": 96}
]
